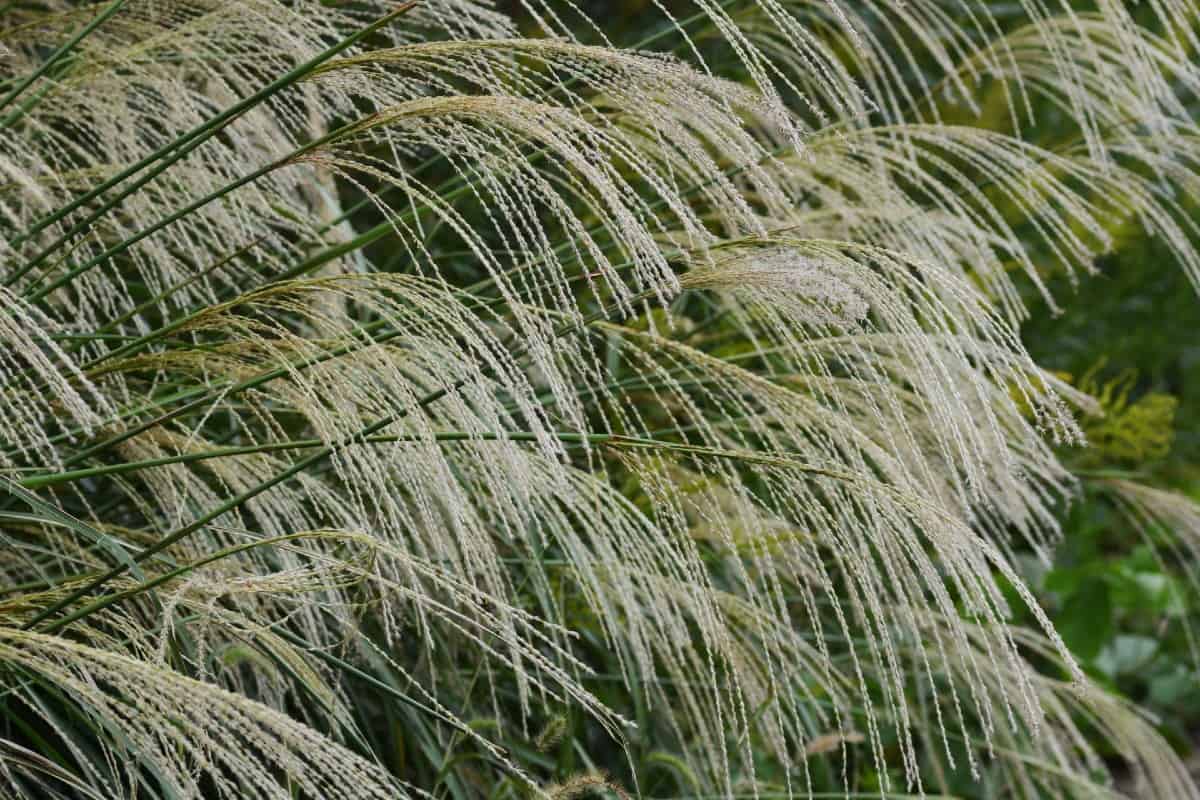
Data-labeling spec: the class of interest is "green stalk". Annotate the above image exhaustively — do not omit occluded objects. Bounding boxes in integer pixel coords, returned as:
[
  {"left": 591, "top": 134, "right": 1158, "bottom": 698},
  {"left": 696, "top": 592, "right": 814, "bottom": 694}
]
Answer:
[
  {"left": 37, "top": 531, "right": 357, "bottom": 634},
  {"left": 272, "top": 627, "right": 439, "bottom": 717},
  {"left": 2, "top": 385, "right": 205, "bottom": 464},
  {"left": 4, "top": 1, "right": 417, "bottom": 287},
  {"left": 0, "top": 81, "right": 54, "bottom": 130},
  {"left": 24, "top": 115, "right": 368, "bottom": 302},
  {"left": 88, "top": 236, "right": 271, "bottom": 338},
  {"left": 20, "top": 431, "right": 612, "bottom": 490},
  {"left": 0, "top": 0, "right": 128, "bottom": 117},
  {"left": 57, "top": 318, "right": 410, "bottom": 469}
]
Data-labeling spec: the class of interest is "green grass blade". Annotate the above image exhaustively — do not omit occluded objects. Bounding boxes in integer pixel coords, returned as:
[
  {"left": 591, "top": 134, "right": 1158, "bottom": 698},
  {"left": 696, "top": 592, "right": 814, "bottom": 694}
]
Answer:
[
  {"left": 0, "top": 0, "right": 129, "bottom": 117},
  {"left": 0, "top": 475, "right": 144, "bottom": 581},
  {"left": 4, "top": 1, "right": 417, "bottom": 288}
]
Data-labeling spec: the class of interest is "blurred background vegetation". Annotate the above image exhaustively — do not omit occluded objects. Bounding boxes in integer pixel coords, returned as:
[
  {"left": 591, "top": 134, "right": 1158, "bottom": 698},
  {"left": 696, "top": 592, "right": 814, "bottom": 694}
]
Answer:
[{"left": 1016, "top": 226, "right": 1200, "bottom": 760}]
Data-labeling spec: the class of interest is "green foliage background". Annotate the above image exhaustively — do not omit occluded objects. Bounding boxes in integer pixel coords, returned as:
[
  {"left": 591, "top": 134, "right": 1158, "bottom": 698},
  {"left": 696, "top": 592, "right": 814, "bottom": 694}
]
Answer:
[{"left": 1019, "top": 232, "right": 1200, "bottom": 755}]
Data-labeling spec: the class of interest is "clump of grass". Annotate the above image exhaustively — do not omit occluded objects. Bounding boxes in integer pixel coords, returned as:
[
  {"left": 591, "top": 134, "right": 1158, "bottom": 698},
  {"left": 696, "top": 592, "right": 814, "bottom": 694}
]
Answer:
[{"left": 1, "top": 1, "right": 1199, "bottom": 798}]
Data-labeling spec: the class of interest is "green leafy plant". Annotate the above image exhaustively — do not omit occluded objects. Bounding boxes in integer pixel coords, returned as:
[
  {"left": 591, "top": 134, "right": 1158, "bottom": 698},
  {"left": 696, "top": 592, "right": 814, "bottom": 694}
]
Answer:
[{"left": 1, "top": 1, "right": 1199, "bottom": 798}]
